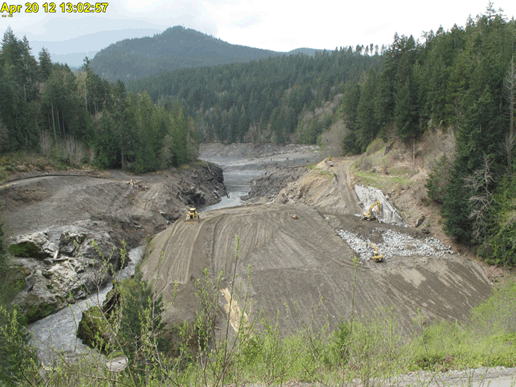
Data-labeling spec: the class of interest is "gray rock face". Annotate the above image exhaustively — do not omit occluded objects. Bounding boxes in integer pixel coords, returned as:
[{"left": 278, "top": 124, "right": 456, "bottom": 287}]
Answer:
[{"left": 9, "top": 221, "right": 122, "bottom": 324}]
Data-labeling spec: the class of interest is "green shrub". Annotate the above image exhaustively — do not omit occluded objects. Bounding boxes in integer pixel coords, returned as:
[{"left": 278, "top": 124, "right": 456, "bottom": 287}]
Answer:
[
  {"left": 356, "top": 153, "right": 373, "bottom": 171},
  {"left": 366, "top": 137, "right": 385, "bottom": 155},
  {"left": 425, "top": 155, "right": 452, "bottom": 203}
]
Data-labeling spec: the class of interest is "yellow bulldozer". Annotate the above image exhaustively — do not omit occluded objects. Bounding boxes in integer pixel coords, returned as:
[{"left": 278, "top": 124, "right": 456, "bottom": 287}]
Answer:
[
  {"left": 185, "top": 207, "right": 200, "bottom": 223},
  {"left": 370, "top": 243, "right": 384, "bottom": 262},
  {"left": 363, "top": 201, "right": 381, "bottom": 221}
]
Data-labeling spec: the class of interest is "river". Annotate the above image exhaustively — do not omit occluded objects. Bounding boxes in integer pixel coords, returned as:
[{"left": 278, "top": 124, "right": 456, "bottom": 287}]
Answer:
[
  {"left": 28, "top": 145, "right": 323, "bottom": 364},
  {"left": 200, "top": 146, "right": 322, "bottom": 211},
  {"left": 28, "top": 246, "right": 145, "bottom": 365}
]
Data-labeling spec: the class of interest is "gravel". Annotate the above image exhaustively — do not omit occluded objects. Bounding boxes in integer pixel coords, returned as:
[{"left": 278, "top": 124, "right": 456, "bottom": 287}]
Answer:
[{"left": 336, "top": 227, "right": 454, "bottom": 261}]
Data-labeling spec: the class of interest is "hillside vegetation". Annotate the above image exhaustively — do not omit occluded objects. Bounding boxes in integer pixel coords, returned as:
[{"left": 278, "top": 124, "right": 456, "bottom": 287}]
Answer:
[
  {"left": 340, "top": 5, "right": 516, "bottom": 266},
  {"left": 0, "top": 28, "right": 199, "bottom": 177},
  {"left": 129, "top": 46, "right": 385, "bottom": 144},
  {"left": 90, "top": 26, "right": 286, "bottom": 82}
]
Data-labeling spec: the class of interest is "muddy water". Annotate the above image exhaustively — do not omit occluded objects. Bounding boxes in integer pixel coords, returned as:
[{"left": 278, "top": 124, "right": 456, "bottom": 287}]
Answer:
[
  {"left": 201, "top": 168, "right": 263, "bottom": 210},
  {"left": 28, "top": 246, "right": 145, "bottom": 365},
  {"left": 200, "top": 149, "right": 323, "bottom": 211}
]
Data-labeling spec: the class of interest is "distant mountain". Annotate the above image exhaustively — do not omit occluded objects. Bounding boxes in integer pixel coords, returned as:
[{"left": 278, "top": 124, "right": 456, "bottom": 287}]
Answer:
[
  {"left": 287, "top": 48, "right": 318, "bottom": 56},
  {"left": 90, "top": 26, "right": 298, "bottom": 82},
  {"left": 29, "top": 29, "right": 164, "bottom": 67}
]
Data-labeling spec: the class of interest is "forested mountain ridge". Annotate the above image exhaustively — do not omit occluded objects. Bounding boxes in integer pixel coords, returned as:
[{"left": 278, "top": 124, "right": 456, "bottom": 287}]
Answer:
[
  {"left": 91, "top": 26, "right": 290, "bottom": 82},
  {"left": 128, "top": 47, "right": 386, "bottom": 144}
]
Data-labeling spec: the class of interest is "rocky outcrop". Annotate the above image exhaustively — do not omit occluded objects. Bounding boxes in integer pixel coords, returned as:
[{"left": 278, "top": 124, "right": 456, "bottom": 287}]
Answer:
[
  {"left": 241, "top": 166, "right": 309, "bottom": 203},
  {"left": 1, "top": 162, "right": 227, "bottom": 324},
  {"left": 9, "top": 221, "right": 122, "bottom": 324}
]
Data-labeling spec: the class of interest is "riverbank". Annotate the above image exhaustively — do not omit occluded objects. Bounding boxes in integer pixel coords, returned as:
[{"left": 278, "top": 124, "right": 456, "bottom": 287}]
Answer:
[{"left": 0, "top": 161, "right": 226, "bottom": 323}]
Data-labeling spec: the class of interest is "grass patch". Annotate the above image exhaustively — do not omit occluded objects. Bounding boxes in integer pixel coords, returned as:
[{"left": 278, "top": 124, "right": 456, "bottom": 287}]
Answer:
[
  {"left": 315, "top": 170, "right": 334, "bottom": 179},
  {"left": 352, "top": 169, "right": 410, "bottom": 191},
  {"left": 2, "top": 240, "right": 516, "bottom": 386},
  {"left": 307, "top": 164, "right": 334, "bottom": 179}
]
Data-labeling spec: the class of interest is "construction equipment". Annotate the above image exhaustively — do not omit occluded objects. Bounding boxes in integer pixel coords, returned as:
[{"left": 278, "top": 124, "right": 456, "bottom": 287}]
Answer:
[
  {"left": 185, "top": 207, "right": 200, "bottom": 223},
  {"left": 370, "top": 243, "right": 384, "bottom": 262},
  {"left": 363, "top": 201, "right": 381, "bottom": 221}
]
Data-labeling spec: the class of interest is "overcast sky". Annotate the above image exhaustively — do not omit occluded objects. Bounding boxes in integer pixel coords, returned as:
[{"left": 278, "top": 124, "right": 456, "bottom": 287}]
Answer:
[{"left": 2, "top": 0, "right": 516, "bottom": 53}]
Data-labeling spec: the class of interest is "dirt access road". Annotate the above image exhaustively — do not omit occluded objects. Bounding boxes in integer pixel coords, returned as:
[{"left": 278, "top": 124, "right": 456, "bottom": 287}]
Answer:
[{"left": 142, "top": 154, "right": 492, "bottom": 334}]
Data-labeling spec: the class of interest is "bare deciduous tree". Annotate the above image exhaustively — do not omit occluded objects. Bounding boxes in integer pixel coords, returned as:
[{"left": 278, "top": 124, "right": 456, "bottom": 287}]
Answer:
[
  {"left": 464, "top": 157, "right": 495, "bottom": 247},
  {"left": 63, "top": 136, "right": 85, "bottom": 166},
  {"left": 39, "top": 130, "right": 52, "bottom": 157}
]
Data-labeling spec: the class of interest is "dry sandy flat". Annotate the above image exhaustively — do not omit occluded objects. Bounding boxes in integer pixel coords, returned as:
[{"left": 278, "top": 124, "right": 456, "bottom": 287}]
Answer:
[{"left": 142, "top": 202, "right": 491, "bottom": 334}]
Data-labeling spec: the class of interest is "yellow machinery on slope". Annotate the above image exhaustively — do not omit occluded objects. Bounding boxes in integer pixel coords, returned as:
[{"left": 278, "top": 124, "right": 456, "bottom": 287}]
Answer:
[
  {"left": 370, "top": 243, "right": 384, "bottom": 262},
  {"left": 185, "top": 207, "right": 200, "bottom": 223},
  {"left": 363, "top": 201, "right": 381, "bottom": 221}
]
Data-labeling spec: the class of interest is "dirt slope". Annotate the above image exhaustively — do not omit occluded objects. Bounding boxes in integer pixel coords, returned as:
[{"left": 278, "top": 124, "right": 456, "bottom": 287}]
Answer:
[
  {"left": 142, "top": 201, "right": 491, "bottom": 334},
  {"left": 0, "top": 164, "right": 225, "bottom": 245},
  {"left": 273, "top": 157, "right": 362, "bottom": 215}
]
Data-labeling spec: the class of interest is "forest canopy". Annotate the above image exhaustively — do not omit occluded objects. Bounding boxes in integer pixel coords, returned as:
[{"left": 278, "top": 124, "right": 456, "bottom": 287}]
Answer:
[{"left": 0, "top": 27, "right": 198, "bottom": 173}]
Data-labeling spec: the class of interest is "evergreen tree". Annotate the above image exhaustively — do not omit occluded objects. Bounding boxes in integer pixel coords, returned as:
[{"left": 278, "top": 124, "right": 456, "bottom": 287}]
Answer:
[
  {"left": 38, "top": 48, "right": 53, "bottom": 82},
  {"left": 357, "top": 68, "right": 379, "bottom": 150}
]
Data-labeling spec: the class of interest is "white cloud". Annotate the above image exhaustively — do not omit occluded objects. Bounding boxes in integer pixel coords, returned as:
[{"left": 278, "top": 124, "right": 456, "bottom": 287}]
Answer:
[{"left": 2, "top": 0, "right": 516, "bottom": 52}]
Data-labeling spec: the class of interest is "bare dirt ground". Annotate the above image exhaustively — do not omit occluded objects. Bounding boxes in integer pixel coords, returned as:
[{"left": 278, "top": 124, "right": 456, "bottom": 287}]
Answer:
[
  {"left": 0, "top": 163, "right": 226, "bottom": 320},
  {"left": 142, "top": 153, "right": 491, "bottom": 336},
  {"left": 0, "top": 163, "right": 226, "bottom": 246}
]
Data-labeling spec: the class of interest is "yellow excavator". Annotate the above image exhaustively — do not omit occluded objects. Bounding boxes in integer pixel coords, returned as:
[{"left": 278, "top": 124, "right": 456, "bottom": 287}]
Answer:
[
  {"left": 185, "top": 207, "right": 200, "bottom": 223},
  {"left": 363, "top": 201, "right": 381, "bottom": 221},
  {"left": 370, "top": 243, "right": 384, "bottom": 262}
]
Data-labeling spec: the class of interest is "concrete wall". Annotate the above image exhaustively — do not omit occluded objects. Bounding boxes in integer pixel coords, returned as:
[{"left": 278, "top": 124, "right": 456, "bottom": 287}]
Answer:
[{"left": 354, "top": 184, "right": 406, "bottom": 226}]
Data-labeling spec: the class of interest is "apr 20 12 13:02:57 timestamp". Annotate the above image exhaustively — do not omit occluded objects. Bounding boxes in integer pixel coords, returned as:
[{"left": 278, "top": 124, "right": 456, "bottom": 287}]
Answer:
[{"left": 1, "top": 2, "right": 109, "bottom": 17}]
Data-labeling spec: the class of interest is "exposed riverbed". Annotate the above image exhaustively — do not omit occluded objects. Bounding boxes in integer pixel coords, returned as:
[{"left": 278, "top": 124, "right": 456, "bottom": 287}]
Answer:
[
  {"left": 26, "top": 144, "right": 324, "bottom": 363},
  {"left": 200, "top": 143, "right": 324, "bottom": 210}
]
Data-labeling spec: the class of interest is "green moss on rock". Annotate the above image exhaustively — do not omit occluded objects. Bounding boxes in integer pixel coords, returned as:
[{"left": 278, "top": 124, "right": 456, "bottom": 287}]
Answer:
[
  {"left": 77, "top": 306, "right": 112, "bottom": 353},
  {"left": 23, "top": 299, "right": 57, "bottom": 325},
  {"left": 8, "top": 241, "right": 47, "bottom": 259}
]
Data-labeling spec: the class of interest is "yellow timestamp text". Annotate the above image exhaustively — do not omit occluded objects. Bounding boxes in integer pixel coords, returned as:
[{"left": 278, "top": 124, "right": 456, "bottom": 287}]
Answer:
[{"left": 1, "top": 2, "right": 108, "bottom": 17}]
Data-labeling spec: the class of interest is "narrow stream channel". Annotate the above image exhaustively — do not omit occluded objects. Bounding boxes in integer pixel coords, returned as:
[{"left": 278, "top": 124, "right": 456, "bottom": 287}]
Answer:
[
  {"left": 28, "top": 246, "right": 145, "bottom": 365},
  {"left": 28, "top": 147, "right": 321, "bottom": 364}
]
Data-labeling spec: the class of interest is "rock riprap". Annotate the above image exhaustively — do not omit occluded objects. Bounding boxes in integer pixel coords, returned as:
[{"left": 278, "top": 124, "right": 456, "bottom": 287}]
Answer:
[{"left": 336, "top": 228, "right": 453, "bottom": 261}]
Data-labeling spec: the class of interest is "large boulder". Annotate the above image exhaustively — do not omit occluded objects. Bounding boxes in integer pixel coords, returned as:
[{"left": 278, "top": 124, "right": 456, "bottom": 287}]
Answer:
[
  {"left": 77, "top": 306, "right": 113, "bottom": 353},
  {"left": 9, "top": 221, "right": 124, "bottom": 324},
  {"left": 77, "top": 281, "right": 122, "bottom": 353}
]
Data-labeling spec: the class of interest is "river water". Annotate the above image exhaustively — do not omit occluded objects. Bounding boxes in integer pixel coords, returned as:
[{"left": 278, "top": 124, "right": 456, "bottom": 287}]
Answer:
[
  {"left": 28, "top": 246, "right": 145, "bottom": 365},
  {"left": 28, "top": 146, "right": 323, "bottom": 364},
  {"left": 200, "top": 149, "right": 322, "bottom": 211}
]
